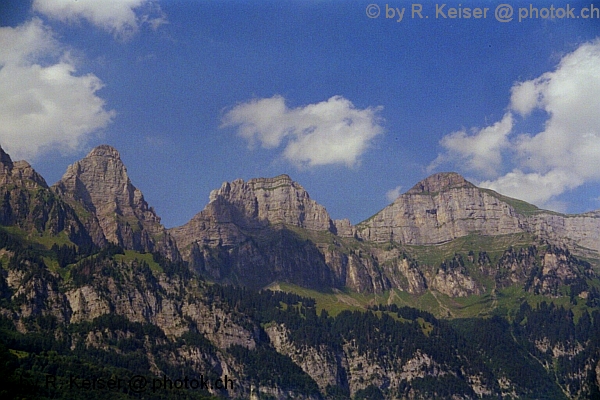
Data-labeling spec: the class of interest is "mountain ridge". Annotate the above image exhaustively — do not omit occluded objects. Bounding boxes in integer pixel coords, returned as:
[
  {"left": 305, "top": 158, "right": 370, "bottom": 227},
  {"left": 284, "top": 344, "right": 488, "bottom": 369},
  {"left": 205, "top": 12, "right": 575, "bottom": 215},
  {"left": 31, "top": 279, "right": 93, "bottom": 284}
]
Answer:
[
  {"left": 2, "top": 144, "right": 600, "bottom": 399},
  {"left": 0, "top": 143, "right": 598, "bottom": 294}
]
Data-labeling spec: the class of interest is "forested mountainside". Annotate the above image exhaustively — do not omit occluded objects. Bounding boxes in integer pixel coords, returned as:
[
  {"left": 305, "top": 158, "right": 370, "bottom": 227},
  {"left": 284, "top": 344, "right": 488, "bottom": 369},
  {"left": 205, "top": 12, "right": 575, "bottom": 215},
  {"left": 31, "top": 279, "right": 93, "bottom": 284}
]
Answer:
[{"left": 0, "top": 144, "right": 599, "bottom": 399}]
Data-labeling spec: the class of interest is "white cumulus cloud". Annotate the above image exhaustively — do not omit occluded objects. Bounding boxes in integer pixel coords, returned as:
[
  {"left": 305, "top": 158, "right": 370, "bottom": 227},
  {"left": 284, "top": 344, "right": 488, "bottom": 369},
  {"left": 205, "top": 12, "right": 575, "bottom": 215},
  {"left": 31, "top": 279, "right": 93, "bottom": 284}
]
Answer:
[
  {"left": 32, "top": 0, "right": 166, "bottom": 39},
  {"left": 479, "top": 169, "right": 582, "bottom": 208},
  {"left": 429, "top": 112, "right": 513, "bottom": 178},
  {"left": 0, "top": 19, "right": 115, "bottom": 160},
  {"left": 431, "top": 39, "right": 600, "bottom": 210},
  {"left": 222, "top": 95, "right": 384, "bottom": 168}
]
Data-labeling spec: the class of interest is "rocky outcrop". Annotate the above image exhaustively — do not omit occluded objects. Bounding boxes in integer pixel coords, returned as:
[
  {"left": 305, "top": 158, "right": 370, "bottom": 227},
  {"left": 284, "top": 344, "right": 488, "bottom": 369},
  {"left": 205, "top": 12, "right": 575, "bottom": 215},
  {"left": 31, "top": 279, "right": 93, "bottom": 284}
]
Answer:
[
  {"left": 265, "top": 324, "right": 346, "bottom": 391},
  {"left": 332, "top": 218, "right": 355, "bottom": 237},
  {"left": 264, "top": 322, "right": 500, "bottom": 399},
  {"left": 0, "top": 146, "right": 95, "bottom": 248},
  {"left": 7, "top": 268, "right": 71, "bottom": 327},
  {"left": 53, "top": 145, "right": 179, "bottom": 260},
  {"left": 0, "top": 146, "right": 47, "bottom": 189},
  {"left": 66, "top": 276, "right": 257, "bottom": 349},
  {"left": 495, "top": 245, "right": 593, "bottom": 296},
  {"left": 431, "top": 269, "right": 482, "bottom": 298}
]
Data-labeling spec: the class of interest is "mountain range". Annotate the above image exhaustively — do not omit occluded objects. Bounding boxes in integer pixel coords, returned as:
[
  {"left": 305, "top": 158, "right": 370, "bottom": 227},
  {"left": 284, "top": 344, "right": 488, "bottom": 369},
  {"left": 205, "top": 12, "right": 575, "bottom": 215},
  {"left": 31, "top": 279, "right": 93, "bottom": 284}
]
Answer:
[{"left": 1, "top": 144, "right": 599, "bottom": 399}]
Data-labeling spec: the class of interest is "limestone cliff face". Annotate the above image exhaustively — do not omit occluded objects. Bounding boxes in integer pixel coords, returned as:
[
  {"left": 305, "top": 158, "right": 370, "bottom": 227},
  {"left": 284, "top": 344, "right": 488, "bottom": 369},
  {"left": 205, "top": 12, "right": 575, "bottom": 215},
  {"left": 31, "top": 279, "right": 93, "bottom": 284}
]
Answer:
[
  {"left": 171, "top": 174, "right": 333, "bottom": 249},
  {"left": 524, "top": 211, "right": 600, "bottom": 255},
  {"left": 170, "top": 171, "right": 598, "bottom": 296},
  {"left": 356, "top": 172, "right": 600, "bottom": 258},
  {"left": 169, "top": 175, "right": 342, "bottom": 289},
  {"left": 212, "top": 175, "right": 332, "bottom": 230},
  {"left": 53, "top": 145, "right": 179, "bottom": 260},
  {"left": 64, "top": 261, "right": 258, "bottom": 348},
  {"left": 170, "top": 175, "right": 431, "bottom": 293},
  {"left": 356, "top": 172, "right": 523, "bottom": 244}
]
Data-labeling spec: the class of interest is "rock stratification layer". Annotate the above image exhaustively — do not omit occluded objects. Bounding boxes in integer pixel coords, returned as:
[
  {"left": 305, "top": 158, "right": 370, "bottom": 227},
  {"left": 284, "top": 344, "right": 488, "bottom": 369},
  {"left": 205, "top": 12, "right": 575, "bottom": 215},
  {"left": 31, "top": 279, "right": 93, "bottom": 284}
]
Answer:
[
  {"left": 208, "top": 174, "right": 333, "bottom": 231},
  {"left": 53, "top": 145, "right": 179, "bottom": 259}
]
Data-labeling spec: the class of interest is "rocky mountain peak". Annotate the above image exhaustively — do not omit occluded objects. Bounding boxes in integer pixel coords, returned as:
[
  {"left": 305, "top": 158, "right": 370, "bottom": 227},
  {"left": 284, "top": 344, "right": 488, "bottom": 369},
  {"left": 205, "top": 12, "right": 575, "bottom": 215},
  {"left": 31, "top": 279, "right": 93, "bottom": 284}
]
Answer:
[
  {"left": 86, "top": 144, "right": 121, "bottom": 159},
  {"left": 357, "top": 171, "right": 522, "bottom": 244},
  {"left": 207, "top": 174, "right": 332, "bottom": 231},
  {"left": 55, "top": 145, "right": 134, "bottom": 213},
  {"left": 170, "top": 174, "right": 334, "bottom": 257},
  {"left": 248, "top": 174, "right": 294, "bottom": 188},
  {"left": 53, "top": 145, "right": 179, "bottom": 259},
  {"left": 406, "top": 172, "right": 475, "bottom": 195}
]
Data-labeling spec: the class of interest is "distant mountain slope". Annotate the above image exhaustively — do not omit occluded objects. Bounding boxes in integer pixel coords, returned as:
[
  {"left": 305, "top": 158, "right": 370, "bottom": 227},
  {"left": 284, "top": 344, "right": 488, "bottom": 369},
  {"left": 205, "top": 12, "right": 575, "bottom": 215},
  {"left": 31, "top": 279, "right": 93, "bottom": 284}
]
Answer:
[{"left": 0, "top": 143, "right": 595, "bottom": 296}]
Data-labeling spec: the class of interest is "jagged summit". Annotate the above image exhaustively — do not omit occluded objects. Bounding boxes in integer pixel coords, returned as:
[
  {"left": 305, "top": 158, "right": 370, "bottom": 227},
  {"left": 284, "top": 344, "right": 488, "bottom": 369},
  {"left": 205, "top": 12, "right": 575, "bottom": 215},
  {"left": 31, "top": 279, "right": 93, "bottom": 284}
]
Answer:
[
  {"left": 0, "top": 146, "right": 14, "bottom": 171},
  {"left": 406, "top": 172, "right": 475, "bottom": 195},
  {"left": 55, "top": 144, "right": 135, "bottom": 213},
  {"left": 0, "top": 146, "right": 92, "bottom": 246},
  {"left": 171, "top": 174, "right": 334, "bottom": 258},
  {"left": 53, "top": 144, "right": 180, "bottom": 260},
  {"left": 86, "top": 144, "right": 121, "bottom": 159},
  {"left": 0, "top": 146, "right": 48, "bottom": 189}
]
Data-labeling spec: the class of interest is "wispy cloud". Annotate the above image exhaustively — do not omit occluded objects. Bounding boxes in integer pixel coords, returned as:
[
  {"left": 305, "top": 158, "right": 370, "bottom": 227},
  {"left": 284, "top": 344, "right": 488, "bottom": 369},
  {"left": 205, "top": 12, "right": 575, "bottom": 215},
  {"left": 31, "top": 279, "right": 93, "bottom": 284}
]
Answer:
[
  {"left": 33, "top": 0, "right": 167, "bottom": 40},
  {"left": 222, "top": 95, "right": 384, "bottom": 168},
  {"left": 386, "top": 185, "right": 403, "bottom": 202}
]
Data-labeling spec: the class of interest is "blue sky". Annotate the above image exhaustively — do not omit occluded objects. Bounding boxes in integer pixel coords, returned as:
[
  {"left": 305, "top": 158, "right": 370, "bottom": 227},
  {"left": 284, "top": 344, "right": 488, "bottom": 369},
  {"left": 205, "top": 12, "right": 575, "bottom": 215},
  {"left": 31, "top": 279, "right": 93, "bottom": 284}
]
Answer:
[{"left": 1, "top": 0, "right": 599, "bottom": 228}]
